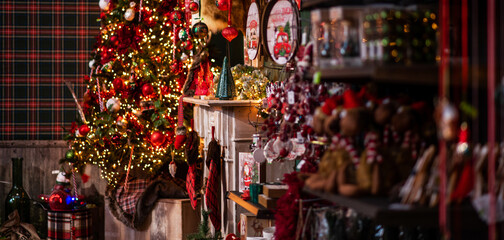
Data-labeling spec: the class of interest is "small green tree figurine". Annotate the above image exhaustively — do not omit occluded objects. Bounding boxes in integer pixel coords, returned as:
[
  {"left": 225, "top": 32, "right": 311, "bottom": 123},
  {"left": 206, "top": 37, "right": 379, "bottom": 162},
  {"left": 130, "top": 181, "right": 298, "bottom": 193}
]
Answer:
[{"left": 215, "top": 56, "right": 235, "bottom": 100}]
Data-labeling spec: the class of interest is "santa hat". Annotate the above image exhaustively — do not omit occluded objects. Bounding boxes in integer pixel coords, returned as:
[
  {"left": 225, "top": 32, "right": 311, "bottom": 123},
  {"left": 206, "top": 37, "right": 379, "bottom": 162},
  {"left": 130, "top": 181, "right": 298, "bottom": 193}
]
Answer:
[
  {"left": 321, "top": 95, "right": 341, "bottom": 115},
  {"left": 249, "top": 20, "right": 258, "bottom": 29},
  {"left": 342, "top": 89, "right": 362, "bottom": 109}
]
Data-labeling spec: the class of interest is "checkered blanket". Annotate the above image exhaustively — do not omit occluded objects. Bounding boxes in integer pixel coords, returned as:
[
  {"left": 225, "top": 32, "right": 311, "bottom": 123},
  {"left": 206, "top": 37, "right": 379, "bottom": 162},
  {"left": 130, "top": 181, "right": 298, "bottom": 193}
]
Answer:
[
  {"left": 106, "top": 176, "right": 187, "bottom": 230},
  {"left": 0, "top": 1, "right": 99, "bottom": 140}
]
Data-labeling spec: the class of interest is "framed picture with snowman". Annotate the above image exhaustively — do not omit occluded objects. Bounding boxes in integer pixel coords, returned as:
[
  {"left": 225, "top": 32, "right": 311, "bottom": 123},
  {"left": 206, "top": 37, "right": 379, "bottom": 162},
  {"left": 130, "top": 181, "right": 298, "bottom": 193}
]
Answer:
[{"left": 262, "top": 0, "right": 300, "bottom": 65}]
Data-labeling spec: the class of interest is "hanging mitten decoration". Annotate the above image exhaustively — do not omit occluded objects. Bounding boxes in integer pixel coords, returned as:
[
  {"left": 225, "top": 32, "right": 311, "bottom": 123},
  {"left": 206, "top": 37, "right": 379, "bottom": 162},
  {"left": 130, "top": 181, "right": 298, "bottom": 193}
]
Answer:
[
  {"left": 185, "top": 130, "right": 201, "bottom": 209},
  {"left": 205, "top": 159, "right": 221, "bottom": 230},
  {"left": 205, "top": 128, "right": 222, "bottom": 229},
  {"left": 186, "top": 163, "right": 198, "bottom": 209},
  {"left": 174, "top": 97, "right": 187, "bottom": 149},
  {"left": 215, "top": 56, "right": 235, "bottom": 100}
]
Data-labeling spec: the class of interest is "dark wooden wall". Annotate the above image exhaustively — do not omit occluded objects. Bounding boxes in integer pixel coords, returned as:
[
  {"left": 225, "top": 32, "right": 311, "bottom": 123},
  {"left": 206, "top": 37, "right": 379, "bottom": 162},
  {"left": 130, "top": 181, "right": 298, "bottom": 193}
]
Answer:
[{"left": 0, "top": 140, "right": 107, "bottom": 238}]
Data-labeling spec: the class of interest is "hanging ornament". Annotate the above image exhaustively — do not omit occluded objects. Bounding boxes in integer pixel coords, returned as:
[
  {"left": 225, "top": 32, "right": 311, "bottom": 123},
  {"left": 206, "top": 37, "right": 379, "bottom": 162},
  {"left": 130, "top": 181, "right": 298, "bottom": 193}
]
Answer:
[
  {"left": 99, "top": 0, "right": 111, "bottom": 11},
  {"left": 169, "top": 160, "right": 177, "bottom": 178},
  {"left": 215, "top": 0, "right": 228, "bottom": 11},
  {"left": 182, "top": 40, "right": 193, "bottom": 50},
  {"left": 117, "top": 116, "right": 127, "bottom": 127},
  {"left": 65, "top": 149, "right": 76, "bottom": 161},
  {"left": 124, "top": 2, "right": 136, "bottom": 21},
  {"left": 222, "top": 26, "right": 238, "bottom": 42},
  {"left": 174, "top": 97, "right": 187, "bottom": 150},
  {"left": 189, "top": 2, "right": 199, "bottom": 13},
  {"left": 106, "top": 98, "right": 121, "bottom": 112},
  {"left": 221, "top": 0, "right": 237, "bottom": 42},
  {"left": 112, "top": 134, "right": 121, "bottom": 145},
  {"left": 178, "top": 28, "right": 188, "bottom": 41},
  {"left": 141, "top": 83, "right": 155, "bottom": 97},
  {"left": 79, "top": 124, "right": 90, "bottom": 136},
  {"left": 89, "top": 59, "right": 96, "bottom": 69},
  {"left": 150, "top": 131, "right": 166, "bottom": 146},
  {"left": 215, "top": 56, "right": 235, "bottom": 100},
  {"left": 192, "top": 21, "right": 209, "bottom": 39},
  {"left": 181, "top": 53, "right": 189, "bottom": 62},
  {"left": 170, "top": 9, "right": 184, "bottom": 25}
]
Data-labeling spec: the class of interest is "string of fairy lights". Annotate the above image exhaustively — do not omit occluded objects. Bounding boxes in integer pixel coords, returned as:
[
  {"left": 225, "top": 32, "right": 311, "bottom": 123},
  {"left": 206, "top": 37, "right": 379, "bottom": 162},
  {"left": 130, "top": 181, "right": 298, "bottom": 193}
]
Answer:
[{"left": 69, "top": 0, "right": 196, "bottom": 186}]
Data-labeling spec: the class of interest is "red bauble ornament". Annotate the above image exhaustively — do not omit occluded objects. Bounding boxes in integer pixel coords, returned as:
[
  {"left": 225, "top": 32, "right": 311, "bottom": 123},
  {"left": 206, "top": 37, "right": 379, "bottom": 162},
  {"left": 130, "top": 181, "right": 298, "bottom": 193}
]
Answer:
[
  {"left": 79, "top": 124, "right": 90, "bottom": 136},
  {"left": 170, "top": 10, "right": 184, "bottom": 25},
  {"left": 150, "top": 131, "right": 166, "bottom": 146},
  {"left": 225, "top": 233, "right": 239, "bottom": 240},
  {"left": 48, "top": 188, "right": 72, "bottom": 211},
  {"left": 215, "top": 0, "right": 228, "bottom": 11},
  {"left": 222, "top": 27, "right": 238, "bottom": 42},
  {"left": 222, "top": 26, "right": 238, "bottom": 42},
  {"left": 189, "top": 2, "right": 199, "bottom": 13},
  {"left": 142, "top": 83, "right": 155, "bottom": 97}
]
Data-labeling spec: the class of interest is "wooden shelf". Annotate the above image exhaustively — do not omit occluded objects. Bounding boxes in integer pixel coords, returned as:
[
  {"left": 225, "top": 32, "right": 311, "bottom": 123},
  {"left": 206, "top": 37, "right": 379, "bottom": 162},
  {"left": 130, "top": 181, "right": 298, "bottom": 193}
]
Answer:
[
  {"left": 183, "top": 97, "right": 261, "bottom": 107},
  {"left": 303, "top": 187, "right": 486, "bottom": 227},
  {"left": 227, "top": 191, "right": 275, "bottom": 219},
  {"left": 307, "top": 64, "right": 438, "bottom": 85},
  {"left": 302, "top": 0, "right": 363, "bottom": 10},
  {"left": 301, "top": 1, "right": 437, "bottom": 10}
]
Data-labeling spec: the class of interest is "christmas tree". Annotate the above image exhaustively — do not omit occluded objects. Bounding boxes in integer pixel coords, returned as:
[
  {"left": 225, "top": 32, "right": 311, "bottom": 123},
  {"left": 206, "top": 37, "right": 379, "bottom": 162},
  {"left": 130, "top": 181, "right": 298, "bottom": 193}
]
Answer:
[{"left": 65, "top": 0, "right": 202, "bottom": 186}]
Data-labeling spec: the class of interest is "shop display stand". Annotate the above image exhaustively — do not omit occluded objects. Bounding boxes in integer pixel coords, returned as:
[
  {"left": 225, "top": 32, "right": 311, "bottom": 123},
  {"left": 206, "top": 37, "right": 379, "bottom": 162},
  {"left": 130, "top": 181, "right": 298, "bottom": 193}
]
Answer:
[
  {"left": 184, "top": 97, "right": 261, "bottom": 235},
  {"left": 306, "top": 64, "right": 438, "bottom": 85},
  {"left": 227, "top": 191, "right": 275, "bottom": 219}
]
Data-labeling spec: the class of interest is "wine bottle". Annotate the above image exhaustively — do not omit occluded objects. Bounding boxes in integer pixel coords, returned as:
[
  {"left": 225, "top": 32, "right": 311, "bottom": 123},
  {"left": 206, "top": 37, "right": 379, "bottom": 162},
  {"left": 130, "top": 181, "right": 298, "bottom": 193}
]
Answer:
[{"left": 5, "top": 157, "right": 31, "bottom": 223}]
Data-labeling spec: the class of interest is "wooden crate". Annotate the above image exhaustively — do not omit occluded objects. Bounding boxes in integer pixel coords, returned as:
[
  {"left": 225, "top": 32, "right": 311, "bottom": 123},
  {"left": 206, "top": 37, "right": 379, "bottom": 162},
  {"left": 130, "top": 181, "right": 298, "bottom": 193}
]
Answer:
[{"left": 105, "top": 198, "right": 200, "bottom": 240}]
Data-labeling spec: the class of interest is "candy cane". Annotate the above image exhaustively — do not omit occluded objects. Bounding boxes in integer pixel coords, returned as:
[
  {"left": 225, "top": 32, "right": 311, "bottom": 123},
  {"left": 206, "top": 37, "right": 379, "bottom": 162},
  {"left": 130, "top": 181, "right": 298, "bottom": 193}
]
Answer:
[
  {"left": 341, "top": 137, "right": 359, "bottom": 165},
  {"left": 365, "top": 132, "right": 378, "bottom": 164},
  {"left": 383, "top": 125, "right": 390, "bottom": 145}
]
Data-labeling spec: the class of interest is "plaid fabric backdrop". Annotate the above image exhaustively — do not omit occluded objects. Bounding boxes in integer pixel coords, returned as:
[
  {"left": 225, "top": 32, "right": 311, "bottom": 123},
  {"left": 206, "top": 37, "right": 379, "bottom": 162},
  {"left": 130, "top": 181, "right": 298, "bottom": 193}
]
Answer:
[{"left": 0, "top": 1, "right": 100, "bottom": 140}]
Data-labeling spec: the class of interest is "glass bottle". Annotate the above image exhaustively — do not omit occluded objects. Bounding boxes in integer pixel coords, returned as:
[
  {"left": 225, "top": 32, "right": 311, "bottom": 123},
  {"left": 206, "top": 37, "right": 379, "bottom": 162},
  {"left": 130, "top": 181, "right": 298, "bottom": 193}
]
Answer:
[{"left": 5, "top": 157, "right": 31, "bottom": 222}]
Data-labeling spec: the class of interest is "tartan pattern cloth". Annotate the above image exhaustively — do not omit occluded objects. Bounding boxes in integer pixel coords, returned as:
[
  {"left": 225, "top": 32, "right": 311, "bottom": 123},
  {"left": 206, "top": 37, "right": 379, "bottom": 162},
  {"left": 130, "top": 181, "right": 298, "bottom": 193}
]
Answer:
[
  {"left": 205, "top": 159, "right": 221, "bottom": 230},
  {"left": 186, "top": 163, "right": 198, "bottom": 210},
  {"left": 47, "top": 210, "right": 92, "bottom": 240},
  {"left": 113, "top": 176, "right": 187, "bottom": 216},
  {"left": 114, "top": 179, "right": 149, "bottom": 216},
  {"left": 0, "top": 1, "right": 100, "bottom": 140}
]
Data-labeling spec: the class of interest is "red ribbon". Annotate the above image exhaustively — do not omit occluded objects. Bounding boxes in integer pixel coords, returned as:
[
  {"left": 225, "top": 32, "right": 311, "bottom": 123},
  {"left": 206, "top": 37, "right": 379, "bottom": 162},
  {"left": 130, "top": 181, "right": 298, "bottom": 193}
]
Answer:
[
  {"left": 487, "top": 0, "right": 496, "bottom": 238},
  {"left": 439, "top": 0, "right": 450, "bottom": 237}
]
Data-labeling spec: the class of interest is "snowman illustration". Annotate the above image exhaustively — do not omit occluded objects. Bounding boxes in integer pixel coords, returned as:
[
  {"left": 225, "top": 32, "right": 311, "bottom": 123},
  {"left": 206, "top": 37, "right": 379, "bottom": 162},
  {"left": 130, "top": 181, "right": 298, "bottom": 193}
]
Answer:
[{"left": 273, "top": 24, "right": 292, "bottom": 59}]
